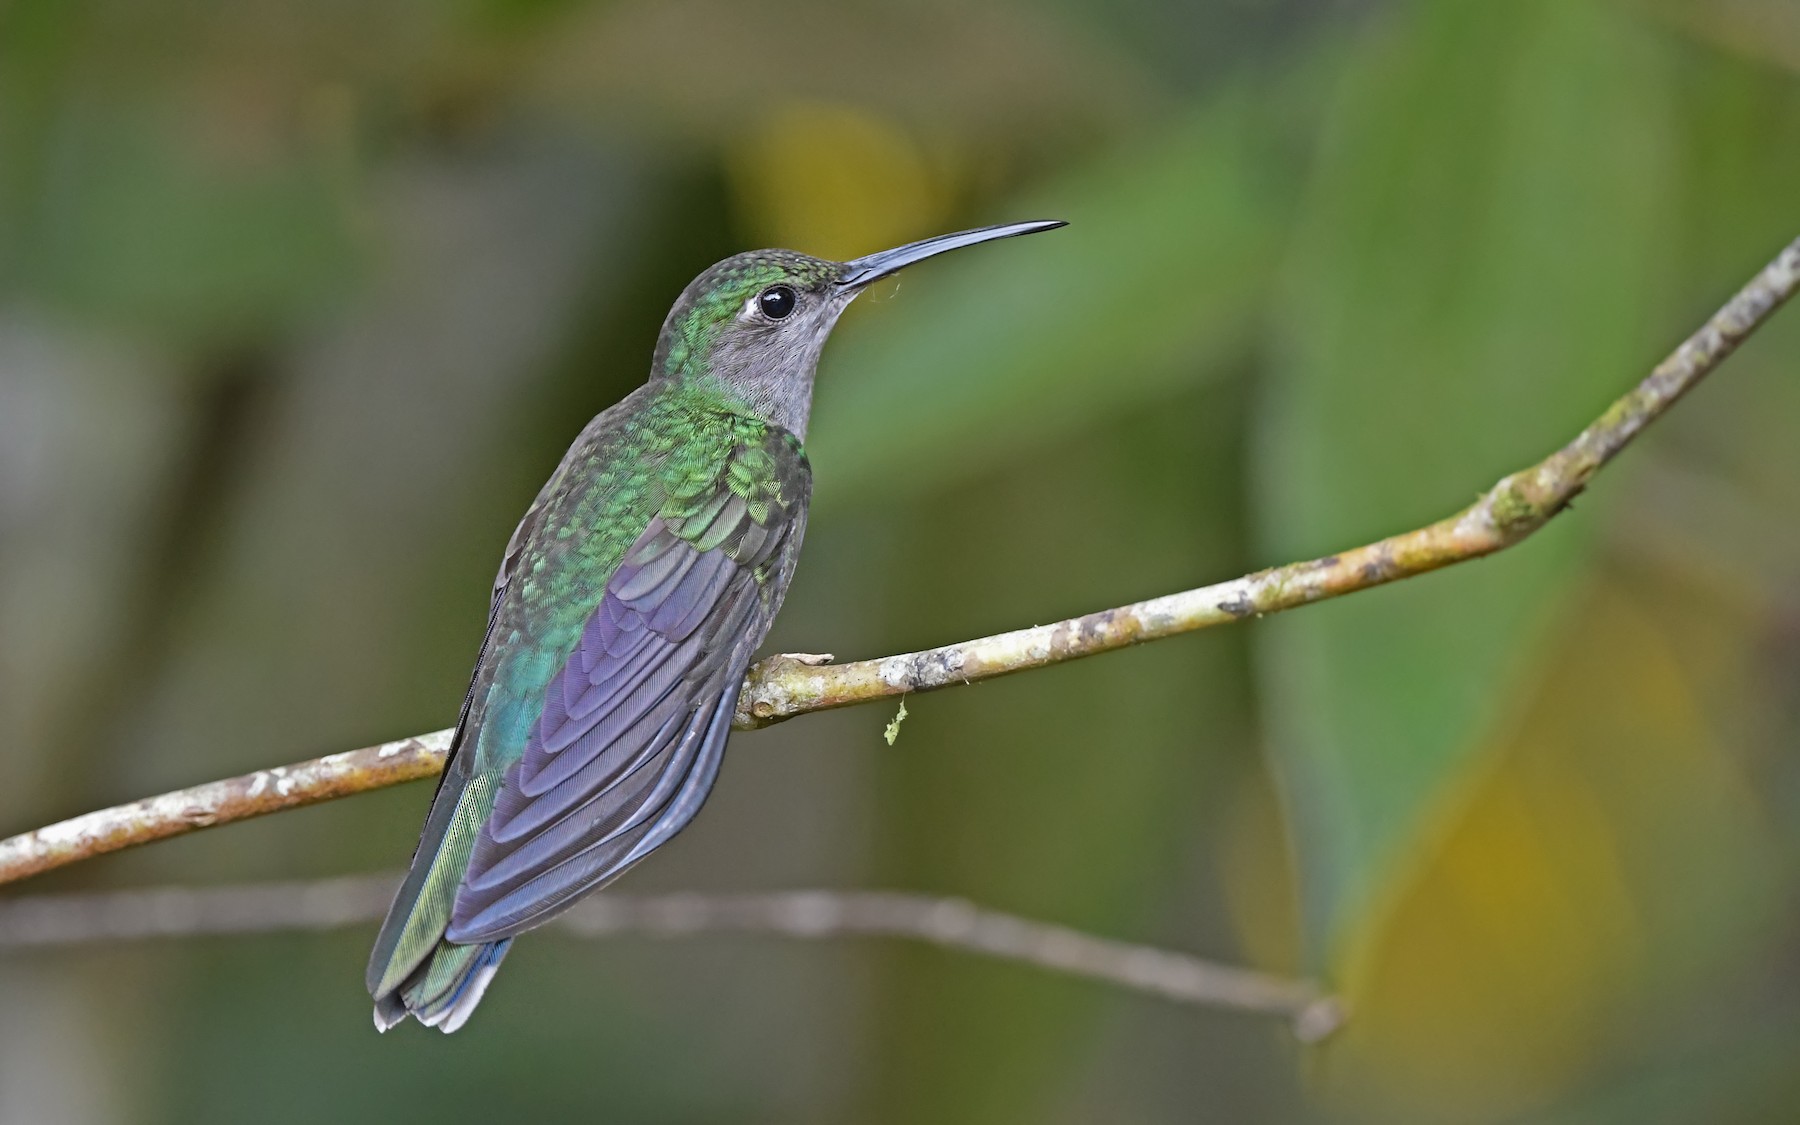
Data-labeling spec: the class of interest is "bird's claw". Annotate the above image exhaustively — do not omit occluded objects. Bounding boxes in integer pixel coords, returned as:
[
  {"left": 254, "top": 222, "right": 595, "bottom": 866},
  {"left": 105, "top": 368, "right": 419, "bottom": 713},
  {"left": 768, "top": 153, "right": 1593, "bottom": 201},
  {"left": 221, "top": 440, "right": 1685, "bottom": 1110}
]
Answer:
[{"left": 779, "top": 652, "right": 835, "bottom": 666}]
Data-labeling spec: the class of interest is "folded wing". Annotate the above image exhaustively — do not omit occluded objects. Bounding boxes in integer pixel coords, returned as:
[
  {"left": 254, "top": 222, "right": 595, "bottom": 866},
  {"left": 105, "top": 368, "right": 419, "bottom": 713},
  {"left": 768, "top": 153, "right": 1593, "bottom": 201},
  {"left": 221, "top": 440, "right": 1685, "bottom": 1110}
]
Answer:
[{"left": 447, "top": 434, "right": 807, "bottom": 942}]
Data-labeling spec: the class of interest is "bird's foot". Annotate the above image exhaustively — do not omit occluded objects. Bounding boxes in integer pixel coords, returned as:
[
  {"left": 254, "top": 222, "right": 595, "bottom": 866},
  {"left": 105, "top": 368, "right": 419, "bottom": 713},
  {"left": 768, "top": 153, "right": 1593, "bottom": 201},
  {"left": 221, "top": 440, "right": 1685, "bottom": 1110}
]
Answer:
[{"left": 778, "top": 652, "right": 835, "bottom": 666}]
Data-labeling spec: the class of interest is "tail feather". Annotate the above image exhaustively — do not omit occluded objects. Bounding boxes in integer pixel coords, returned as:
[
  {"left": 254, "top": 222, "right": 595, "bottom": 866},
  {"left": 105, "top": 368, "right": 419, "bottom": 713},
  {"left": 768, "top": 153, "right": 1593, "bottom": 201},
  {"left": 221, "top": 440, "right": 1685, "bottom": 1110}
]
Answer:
[
  {"left": 411, "top": 938, "right": 514, "bottom": 1032},
  {"left": 368, "top": 753, "right": 508, "bottom": 1032},
  {"left": 372, "top": 938, "right": 513, "bottom": 1034}
]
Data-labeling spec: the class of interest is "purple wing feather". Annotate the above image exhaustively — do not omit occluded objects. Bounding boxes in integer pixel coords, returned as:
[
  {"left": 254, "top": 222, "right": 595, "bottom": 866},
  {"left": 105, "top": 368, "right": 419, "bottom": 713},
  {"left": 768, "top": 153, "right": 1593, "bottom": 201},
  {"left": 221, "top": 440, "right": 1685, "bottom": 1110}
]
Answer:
[
  {"left": 460, "top": 690, "right": 739, "bottom": 936},
  {"left": 446, "top": 434, "right": 809, "bottom": 943}
]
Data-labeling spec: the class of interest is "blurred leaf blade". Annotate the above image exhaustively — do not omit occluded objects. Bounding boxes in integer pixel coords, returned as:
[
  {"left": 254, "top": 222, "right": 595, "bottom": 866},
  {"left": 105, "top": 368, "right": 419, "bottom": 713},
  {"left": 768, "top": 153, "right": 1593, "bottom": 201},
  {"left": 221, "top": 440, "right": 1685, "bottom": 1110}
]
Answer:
[
  {"left": 808, "top": 80, "right": 1302, "bottom": 513},
  {"left": 1255, "top": 0, "right": 1685, "bottom": 958}
]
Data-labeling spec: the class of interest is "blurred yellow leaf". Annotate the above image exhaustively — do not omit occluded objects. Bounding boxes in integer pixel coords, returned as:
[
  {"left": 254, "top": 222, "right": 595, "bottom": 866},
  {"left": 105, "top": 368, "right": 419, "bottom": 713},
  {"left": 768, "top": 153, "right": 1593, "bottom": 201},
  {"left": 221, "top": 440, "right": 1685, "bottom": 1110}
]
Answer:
[
  {"left": 1317, "top": 578, "right": 1780, "bottom": 1123},
  {"left": 726, "top": 100, "right": 952, "bottom": 258}
]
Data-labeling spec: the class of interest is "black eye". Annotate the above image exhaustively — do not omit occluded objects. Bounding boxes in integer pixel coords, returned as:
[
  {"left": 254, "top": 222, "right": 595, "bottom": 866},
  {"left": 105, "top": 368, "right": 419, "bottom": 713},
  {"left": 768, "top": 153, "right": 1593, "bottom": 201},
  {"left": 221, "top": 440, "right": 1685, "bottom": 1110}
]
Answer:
[{"left": 758, "top": 285, "right": 797, "bottom": 320}]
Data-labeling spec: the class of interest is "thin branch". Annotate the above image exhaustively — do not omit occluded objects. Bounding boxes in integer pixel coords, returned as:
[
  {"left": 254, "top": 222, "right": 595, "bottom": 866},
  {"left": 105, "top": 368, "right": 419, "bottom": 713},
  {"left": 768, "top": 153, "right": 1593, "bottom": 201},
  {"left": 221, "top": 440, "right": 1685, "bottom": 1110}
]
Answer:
[
  {"left": 0, "top": 875, "right": 1343, "bottom": 1041},
  {"left": 735, "top": 234, "right": 1800, "bottom": 724},
  {"left": 0, "top": 732, "right": 451, "bottom": 885},
  {"left": 2, "top": 235, "right": 1796, "bottom": 888}
]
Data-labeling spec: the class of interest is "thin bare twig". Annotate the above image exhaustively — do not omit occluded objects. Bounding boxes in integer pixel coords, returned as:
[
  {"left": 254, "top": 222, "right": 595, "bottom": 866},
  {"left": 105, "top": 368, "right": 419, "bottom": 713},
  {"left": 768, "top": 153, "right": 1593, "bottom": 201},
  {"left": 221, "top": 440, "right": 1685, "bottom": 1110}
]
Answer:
[
  {"left": 0, "top": 875, "right": 1342, "bottom": 1041},
  {"left": 0, "top": 733, "right": 451, "bottom": 886},
  {"left": 1, "top": 235, "right": 1796, "bottom": 887}
]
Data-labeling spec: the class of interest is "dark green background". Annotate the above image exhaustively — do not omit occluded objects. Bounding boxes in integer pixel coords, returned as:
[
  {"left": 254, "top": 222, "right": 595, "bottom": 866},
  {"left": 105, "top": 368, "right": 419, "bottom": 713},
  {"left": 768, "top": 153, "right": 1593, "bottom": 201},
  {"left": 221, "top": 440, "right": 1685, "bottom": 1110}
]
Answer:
[{"left": 3, "top": 1, "right": 1798, "bottom": 1121}]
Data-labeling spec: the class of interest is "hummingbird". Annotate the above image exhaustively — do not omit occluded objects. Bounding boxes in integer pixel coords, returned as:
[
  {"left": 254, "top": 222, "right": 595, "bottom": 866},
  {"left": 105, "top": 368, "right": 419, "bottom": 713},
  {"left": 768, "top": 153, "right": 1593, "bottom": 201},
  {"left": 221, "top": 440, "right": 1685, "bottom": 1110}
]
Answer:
[{"left": 367, "top": 219, "right": 1066, "bottom": 1031}]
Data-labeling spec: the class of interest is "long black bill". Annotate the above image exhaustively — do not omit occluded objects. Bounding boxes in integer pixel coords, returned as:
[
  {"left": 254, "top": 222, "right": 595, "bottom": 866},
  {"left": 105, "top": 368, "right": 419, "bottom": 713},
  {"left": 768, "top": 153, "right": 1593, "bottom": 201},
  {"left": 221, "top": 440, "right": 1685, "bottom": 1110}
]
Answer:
[{"left": 838, "top": 220, "right": 1067, "bottom": 288}]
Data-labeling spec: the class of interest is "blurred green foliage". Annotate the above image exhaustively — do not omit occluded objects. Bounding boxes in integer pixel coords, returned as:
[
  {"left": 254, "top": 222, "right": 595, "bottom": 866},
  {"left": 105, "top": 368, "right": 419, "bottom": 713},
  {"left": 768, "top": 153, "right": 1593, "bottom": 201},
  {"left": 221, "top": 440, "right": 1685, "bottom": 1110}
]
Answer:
[
  {"left": 2, "top": 0, "right": 1799, "bottom": 1122},
  {"left": 1260, "top": 0, "right": 1684, "bottom": 956}
]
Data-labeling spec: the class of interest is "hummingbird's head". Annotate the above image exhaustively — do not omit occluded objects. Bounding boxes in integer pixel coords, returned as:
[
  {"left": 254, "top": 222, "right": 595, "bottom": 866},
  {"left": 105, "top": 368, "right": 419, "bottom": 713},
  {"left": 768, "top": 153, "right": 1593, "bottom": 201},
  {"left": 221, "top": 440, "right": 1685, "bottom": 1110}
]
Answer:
[{"left": 654, "top": 220, "right": 1065, "bottom": 437}]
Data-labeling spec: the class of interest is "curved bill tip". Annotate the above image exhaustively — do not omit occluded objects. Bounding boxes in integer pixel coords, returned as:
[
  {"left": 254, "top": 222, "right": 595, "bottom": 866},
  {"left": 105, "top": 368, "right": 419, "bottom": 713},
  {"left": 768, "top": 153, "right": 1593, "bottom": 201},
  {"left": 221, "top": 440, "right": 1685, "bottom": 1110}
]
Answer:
[{"left": 839, "top": 220, "right": 1067, "bottom": 288}]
